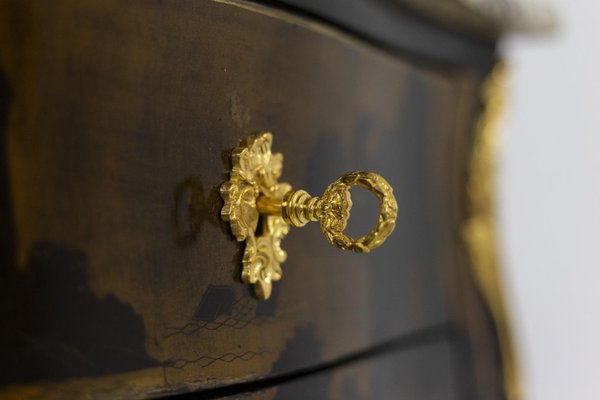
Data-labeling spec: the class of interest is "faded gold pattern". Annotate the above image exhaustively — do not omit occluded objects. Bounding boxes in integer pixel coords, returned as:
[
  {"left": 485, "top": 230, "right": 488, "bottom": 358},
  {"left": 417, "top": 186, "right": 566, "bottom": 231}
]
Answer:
[{"left": 222, "top": 133, "right": 398, "bottom": 298}]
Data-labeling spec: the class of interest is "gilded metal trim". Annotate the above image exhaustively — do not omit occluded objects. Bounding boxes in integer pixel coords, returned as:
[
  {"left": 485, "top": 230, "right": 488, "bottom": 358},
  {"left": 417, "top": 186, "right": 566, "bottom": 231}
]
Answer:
[
  {"left": 396, "top": 0, "right": 556, "bottom": 35},
  {"left": 220, "top": 133, "right": 291, "bottom": 300},
  {"left": 462, "top": 63, "right": 521, "bottom": 400}
]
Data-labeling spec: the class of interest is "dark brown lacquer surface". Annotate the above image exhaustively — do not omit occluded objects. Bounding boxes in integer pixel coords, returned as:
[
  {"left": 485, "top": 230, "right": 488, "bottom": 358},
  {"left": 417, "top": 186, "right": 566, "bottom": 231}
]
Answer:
[
  {"left": 216, "top": 340, "right": 459, "bottom": 400},
  {"left": 0, "top": 0, "right": 497, "bottom": 399}
]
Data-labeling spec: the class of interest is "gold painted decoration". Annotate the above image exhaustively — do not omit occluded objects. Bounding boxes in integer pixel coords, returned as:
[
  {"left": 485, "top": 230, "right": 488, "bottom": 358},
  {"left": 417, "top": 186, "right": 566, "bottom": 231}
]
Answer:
[{"left": 221, "top": 132, "right": 398, "bottom": 299}]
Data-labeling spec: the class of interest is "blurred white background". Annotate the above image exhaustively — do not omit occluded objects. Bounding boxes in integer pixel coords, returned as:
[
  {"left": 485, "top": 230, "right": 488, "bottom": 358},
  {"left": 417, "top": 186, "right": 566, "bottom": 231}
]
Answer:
[{"left": 499, "top": 1, "right": 600, "bottom": 399}]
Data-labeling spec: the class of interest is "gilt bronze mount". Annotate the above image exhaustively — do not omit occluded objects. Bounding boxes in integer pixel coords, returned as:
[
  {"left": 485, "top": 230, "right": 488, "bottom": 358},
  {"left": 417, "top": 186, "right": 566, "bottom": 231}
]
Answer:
[{"left": 221, "top": 132, "right": 398, "bottom": 299}]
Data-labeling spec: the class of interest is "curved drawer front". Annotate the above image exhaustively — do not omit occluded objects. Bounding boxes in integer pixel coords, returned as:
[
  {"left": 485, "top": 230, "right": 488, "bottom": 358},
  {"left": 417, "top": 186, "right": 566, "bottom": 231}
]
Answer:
[{"left": 0, "top": 0, "right": 487, "bottom": 398}]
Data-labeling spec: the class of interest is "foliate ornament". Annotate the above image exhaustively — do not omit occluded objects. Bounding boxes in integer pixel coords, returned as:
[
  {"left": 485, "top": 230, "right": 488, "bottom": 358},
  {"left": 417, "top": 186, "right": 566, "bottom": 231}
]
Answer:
[
  {"left": 221, "top": 132, "right": 291, "bottom": 300},
  {"left": 242, "top": 216, "right": 290, "bottom": 300}
]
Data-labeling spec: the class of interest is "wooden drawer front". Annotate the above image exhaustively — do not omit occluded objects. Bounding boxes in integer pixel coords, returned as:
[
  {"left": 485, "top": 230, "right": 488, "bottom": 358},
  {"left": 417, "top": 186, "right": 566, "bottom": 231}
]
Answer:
[
  {"left": 0, "top": 0, "right": 485, "bottom": 398},
  {"left": 219, "top": 338, "right": 459, "bottom": 400}
]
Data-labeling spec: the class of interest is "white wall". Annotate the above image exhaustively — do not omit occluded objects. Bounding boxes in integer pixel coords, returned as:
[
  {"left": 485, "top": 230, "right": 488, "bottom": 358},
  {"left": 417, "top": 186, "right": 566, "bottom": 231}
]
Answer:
[{"left": 499, "top": 1, "right": 600, "bottom": 399}]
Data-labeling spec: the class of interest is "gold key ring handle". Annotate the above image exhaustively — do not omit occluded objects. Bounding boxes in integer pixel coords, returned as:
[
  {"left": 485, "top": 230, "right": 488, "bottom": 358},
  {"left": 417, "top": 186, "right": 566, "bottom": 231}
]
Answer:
[
  {"left": 318, "top": 171, "right": 397, "bottom": 253},
  {"left": 258, "top": 171, "right": 398, "bottom": 253},
  {"left": 222, "top": 133, "right": 399, "bottom": 298}
]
